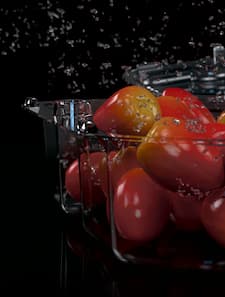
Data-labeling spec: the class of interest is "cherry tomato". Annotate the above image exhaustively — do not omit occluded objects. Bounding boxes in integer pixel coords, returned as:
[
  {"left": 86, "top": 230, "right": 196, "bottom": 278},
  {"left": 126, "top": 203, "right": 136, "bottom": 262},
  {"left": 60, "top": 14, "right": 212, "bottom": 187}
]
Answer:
[
  {"left": 113, "top": 168, "right": 171, "bottom": 242},
  {"left": 157, "top": 95, "right": 195, "bottom": 120},
  {"left": 136, "top": 117, "right": 225, "bottom": 195},
  {"left": 201, "top": 189, "right": 225, "bottom": 248},
  {"left": 65, "top": 152, "right": 106, "bottom": 205},
  {"left": 217, "top": 110, "right": 225, "bottom": 124},
  {"left": 162, "top": 87, "right": 215, "bottom": 124},
  {"left": 93, "top": 85, "right": 161, "bottom": 136}
]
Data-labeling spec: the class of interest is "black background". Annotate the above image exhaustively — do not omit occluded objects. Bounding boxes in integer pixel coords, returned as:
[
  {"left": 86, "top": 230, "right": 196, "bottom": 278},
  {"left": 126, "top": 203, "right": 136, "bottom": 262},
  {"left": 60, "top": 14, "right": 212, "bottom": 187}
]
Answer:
[{"left": 0, "top": 1, "right": 225, "bottom": 296}]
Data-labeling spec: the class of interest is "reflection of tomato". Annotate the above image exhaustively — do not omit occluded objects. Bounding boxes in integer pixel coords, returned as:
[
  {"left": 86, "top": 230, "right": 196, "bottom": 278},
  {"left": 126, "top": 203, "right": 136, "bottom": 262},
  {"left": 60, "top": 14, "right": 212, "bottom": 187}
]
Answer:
[
  {"left": 136, "top": 117, "right": 224, "bottom": 195},
  {"left": 65, "top": 152, "right": 106, "bottom": 205},
  {"left": 217, "top": 110, "right": 225, "bottom": 124},
  {"left": 201, "top": 190, "right": 225, "bottom": 247},
  {"left": 169, "top": 192, "right": 203, "bottom": 231},
  {"left": 114, "top": 168, "right": 171, "bottom": 241},
  {"left": 162, "top": 87, "right": 215, "bottom": 124},
  {"left": 93, "top": 85, "right": 161, "bottom": 136},
  {"left": 157, "top": 95, "right": 194, "bottom": 120}
]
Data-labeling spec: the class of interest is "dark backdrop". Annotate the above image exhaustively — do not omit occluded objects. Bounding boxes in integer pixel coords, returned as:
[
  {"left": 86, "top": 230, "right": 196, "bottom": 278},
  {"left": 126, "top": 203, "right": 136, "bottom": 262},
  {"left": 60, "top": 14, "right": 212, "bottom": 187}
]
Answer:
[{"left": 1, "top": 0, "right": 225, "bottom": 100}]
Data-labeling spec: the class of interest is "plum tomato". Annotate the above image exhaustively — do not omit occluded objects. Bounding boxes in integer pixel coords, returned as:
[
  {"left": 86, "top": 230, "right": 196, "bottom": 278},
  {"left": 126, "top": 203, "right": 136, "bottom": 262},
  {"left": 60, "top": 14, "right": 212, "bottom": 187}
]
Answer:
[
  {"left": 204, "top": 122, "right": 225, "bottom": 159},
  {"left": 162, "top": 87, "right": 215, "bottom": 124},
  {"left": 201, "top": 189, "right": 225, "bottom": 248},
  {"left": 157, "top": 95, "right": 195, "bottom": 120},
  {"left": 217, "top": 110, "right": 225, "bottom": 124},
  {"left": 113, "top": 168, "right": 171, "bottom": 242},
  {"left": 65, "top": 158, "right": 80, "bottom": 201},
  {"left": 136, "top": 117, "right": 225, "bottom": 196},
  {"left": 98, "top": 150, "right": 118, "bottom": 198},
  {"left": 110, "top": 146, "right": 141, "bottom": 190},
  {"left": 93, "top": 85, "right": 161, "bottom": 136},
  {"left": 169, "top": 192, "right": 203, "bottom": 232},
  {"left": 99, "top": 146, "right": 141, "bottom": 198},
  {"left": 65, "top": 152, "right": 106, "bottom": 205}
]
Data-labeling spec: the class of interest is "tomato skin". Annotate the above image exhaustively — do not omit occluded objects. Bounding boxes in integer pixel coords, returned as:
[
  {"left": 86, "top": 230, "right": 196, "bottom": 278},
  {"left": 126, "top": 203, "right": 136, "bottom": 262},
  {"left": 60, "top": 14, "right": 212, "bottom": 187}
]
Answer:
[
  {"left": 201, "top": 190, "right": 225, "bottom": 248},
  {"left": 93, "top": 85, "right": 161, "bottom": 136},
  {"left": 114, "top": 168, "right": 171, "bottom": 242},
  {"left": 110, "top": 146, "right": 141, "bottom": 190},
  {"left": 136, "top": 117, "right": 224, "bottom": 195},
  {"left": 65, "top": 159, "right": 80, "bottom": 201},
  {"left": 162, "top": 87, "right": 215, "bottom": 124},
  {"left": 65, "top": 152, "right": 106, "bottom": 204},
  {"left": 217, "top": 110, "right": 225, "bottom": 124},
  {"left": 157, "top": 95, "right": 194, "bottom": 120},
  {"left": 204, "top": 122, "right": 225, "bottom": 159},
  {"left": 99, "top": 150, "right": 118, "bottom": 198},
  {"left": 169, "top": 193, "right": 203, "bottom": 231},
  {"left": 99, "top": 146, "right": 142, "bottom": 198}
]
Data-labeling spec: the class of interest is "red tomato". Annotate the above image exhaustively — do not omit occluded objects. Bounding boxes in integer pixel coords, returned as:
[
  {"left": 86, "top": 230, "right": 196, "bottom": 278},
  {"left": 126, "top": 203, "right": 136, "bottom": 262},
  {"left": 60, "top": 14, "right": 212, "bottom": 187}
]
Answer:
[
  {"left": 65, "top": 152, "right": 106, "bottom": 205},
  {"left": 136, "top": 117, "right": 225, "bottom": 195},
  {"left": 99, "top": 146, "right": 141, "bottom": 198},
  {"left": 65, "top": 158, "right": 80, "bottom": 201},
  {"left": 169, "top": 192, "right": 203, "bottom": 231},
  {"left": 217, "top": 110, "right": 225, "bottom": 124},
  {"left": 98, "top": 150, "right": 118, "bottom": 198},
  {"left": 162, "top": 87, "right": 215, "bottom": 124},
  {"left": 93, "top": 85, "right": 161, "bottom": 136},
  {"left": 201, "top": 189, "right": 225, "bottom": 248},
  {"left": 204, "top": 122, "right": 225, "bottom": 159},
  {"left": 157, "top": 95, "right": 195, "bottom": 120},
  {"left": 113, "top": 168, "right": 171, "bottom": 242},
  {"left": 110, "top": 146, "right": 141, "bottom": 190}
]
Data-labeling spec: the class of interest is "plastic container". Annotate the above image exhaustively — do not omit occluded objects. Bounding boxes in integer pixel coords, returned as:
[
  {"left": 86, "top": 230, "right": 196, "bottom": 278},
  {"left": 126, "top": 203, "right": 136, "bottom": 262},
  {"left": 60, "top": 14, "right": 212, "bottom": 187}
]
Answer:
[
  {"left": 23, "top": 44, "right": 225, "bottom": 268},
  {"left": 76, "top": 97, "right": 225, "bottom": 268}
]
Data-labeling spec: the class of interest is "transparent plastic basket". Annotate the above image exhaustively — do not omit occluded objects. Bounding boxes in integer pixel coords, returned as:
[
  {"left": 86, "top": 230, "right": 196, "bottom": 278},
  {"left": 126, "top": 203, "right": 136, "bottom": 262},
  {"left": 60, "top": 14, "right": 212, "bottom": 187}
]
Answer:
[{"left": 76, "top": 98, "right": 225, "bottom": 269}]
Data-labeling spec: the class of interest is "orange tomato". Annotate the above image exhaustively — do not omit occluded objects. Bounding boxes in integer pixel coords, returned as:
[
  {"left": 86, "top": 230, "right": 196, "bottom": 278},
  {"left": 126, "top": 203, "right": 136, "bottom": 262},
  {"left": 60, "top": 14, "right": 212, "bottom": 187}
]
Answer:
[
  {"left": 93, "top": 85, "right": 161, "bottom": 136},
  {"left": 136, "top": 117, "right": 224, "bottom": 195},
  {"left": 217, "top": 110, "right": 225, "bottom": 124}
]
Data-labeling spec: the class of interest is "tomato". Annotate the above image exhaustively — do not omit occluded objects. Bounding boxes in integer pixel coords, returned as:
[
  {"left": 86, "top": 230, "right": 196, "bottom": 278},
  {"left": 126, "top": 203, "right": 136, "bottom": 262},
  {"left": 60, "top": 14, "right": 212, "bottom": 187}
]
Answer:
[
  {"left": 110, "top": 146, "right": 141, "bottom": 189},
  {"left": 98, "top": 150, "right": 118, "bottom": 198},
  {"left": 157, "top": 95, "right": 195, "bottom": 120},
  {"left": 162, "top": 87, "right": 215, "bottom": 124},
  {"left": 201, "top": 189, "right": 225, "bottom": 248},
  {"left": 113, "top": 168, "right": 171, "bottom": 242},
  {"left": 102, "top": 146, "right": 141, "bottom": 222},
  {"left": 99, "top": 146, "right": 142, "bottom": 198},
  {"left": 65, "top": 152, "right": 106, "bottom": 205},
  {"left": 204, "top": 122, "right": 225, "bottom": 159},
  {"left": 93, "top": 85, "right": 161, "bottom": 136},
  {"left": 169, "top": 192, "right": 203, "bottom": 231},
  {"left": 217, "top": 110, "right": 225, "bottom": 124},
  {"left": 65, "top": 158, "right": 80, "bottom": 201},
  {"left": 136, "top": 117, "right": 225, "bottom": 195}
]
